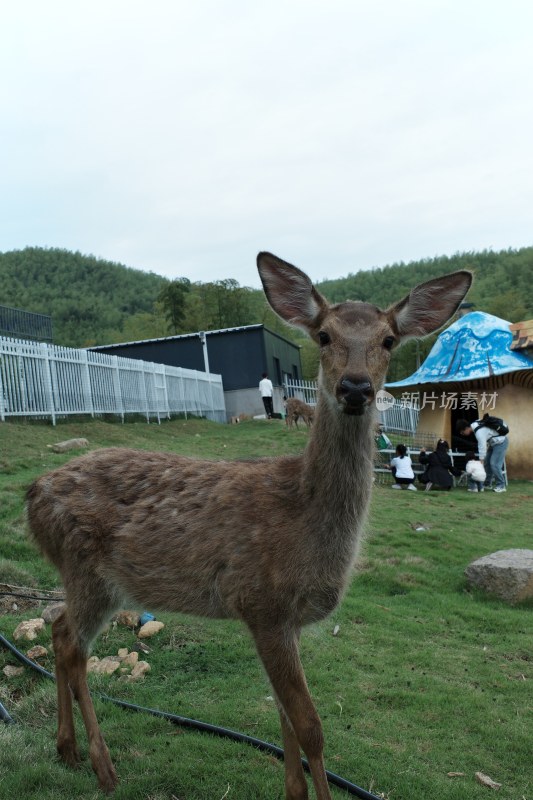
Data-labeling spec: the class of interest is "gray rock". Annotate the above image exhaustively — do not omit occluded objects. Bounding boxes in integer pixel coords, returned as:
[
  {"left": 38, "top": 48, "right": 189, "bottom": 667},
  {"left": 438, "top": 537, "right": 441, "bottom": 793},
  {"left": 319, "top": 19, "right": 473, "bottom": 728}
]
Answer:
[
  {"left": 3, "top": 665, "right": 25, "bottom": 678},
  {"left": 465, "top": 549, "right": 533, "bottom": 603},
  {"left": 86, "top": 656, "right": 121, "bottom": 675},
  {"left": 13, "top": 618, "right": 45, "bottom": 641},
  {"left": 128, "top": 660, "right": 151, "bottom": 681},
  {"left": 137, "top": 620, "right": 164, "bottom": 638},
  {"left": 47, "top": 438, "right": 89, "bottom": 453},
  {"left": 41, "top": 602, "right": 66, "bottom": 623},
  {"left": 26, "top": 645, "right": 49, "bottom": 660},
  {"left": 113, "top": 610, "right": 141, "bottom": 628}
]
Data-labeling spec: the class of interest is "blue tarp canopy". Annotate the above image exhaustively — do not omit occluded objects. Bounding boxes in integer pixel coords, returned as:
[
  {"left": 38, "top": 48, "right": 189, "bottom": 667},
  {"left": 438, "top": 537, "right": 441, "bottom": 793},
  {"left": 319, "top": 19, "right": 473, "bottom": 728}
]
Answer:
[{"left": 386, "top": 311, "right": 533, "bottom": 388}]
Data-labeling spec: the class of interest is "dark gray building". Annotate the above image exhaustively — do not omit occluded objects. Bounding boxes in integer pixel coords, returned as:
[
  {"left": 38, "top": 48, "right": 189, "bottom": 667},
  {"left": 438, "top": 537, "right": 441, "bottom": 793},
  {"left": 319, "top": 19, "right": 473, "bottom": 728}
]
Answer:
[
  {"left": 90, "top": 324, "right": 302, "bottom": 419},
  {"left": 0, "top": 304, "right": 53, "bottom": 342}
]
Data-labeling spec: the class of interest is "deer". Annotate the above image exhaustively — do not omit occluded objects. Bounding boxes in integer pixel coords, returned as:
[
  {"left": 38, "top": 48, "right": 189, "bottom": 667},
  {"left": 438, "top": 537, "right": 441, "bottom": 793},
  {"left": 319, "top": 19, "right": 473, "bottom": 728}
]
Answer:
[
  {"left": 26, "top": 252, "right": 472, "bottom": 799},
  {"left": 285, "top": 396, "right": 315, "bottom": 429}
]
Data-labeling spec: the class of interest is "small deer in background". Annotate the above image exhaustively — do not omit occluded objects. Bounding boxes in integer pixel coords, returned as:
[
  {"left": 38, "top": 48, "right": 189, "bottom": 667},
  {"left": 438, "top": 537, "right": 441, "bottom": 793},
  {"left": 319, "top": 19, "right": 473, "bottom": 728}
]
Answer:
[
  {"left": 27, "top": 253, "right": 471, "bottom": 799},
  {"left": 285, "top": 396, "right": 315, "bottom": 429}
]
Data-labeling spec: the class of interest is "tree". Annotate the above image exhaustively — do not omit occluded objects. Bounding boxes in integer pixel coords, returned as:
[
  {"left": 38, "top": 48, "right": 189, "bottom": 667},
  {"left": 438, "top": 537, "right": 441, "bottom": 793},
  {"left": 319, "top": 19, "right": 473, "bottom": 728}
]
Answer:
[
  {"left": 179, "top": 279, "right": 257, "bottom": 332},
  {"left": 485, "top": 290, "right": 527, "bottom": 323},
  {"left": 158, "top": 278, "right": 191, "bottom": 334}
]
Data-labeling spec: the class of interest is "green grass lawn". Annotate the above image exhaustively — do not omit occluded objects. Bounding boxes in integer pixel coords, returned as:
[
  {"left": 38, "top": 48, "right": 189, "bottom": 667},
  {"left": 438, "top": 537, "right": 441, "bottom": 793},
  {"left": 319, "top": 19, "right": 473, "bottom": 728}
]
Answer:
[{"left": 1, "top": 417, "right": 532, "bottom": 800}]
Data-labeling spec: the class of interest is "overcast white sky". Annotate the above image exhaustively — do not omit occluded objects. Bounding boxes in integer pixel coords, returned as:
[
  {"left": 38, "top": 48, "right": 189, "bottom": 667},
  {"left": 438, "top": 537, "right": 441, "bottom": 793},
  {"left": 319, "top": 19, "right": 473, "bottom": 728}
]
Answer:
[{"left": 2, "top": 1, "right": 532, "bottom": 289}]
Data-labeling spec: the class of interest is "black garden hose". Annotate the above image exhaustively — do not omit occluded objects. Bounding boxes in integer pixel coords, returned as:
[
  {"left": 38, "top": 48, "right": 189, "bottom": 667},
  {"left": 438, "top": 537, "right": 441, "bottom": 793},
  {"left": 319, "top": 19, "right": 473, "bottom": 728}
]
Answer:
[
  {"left": 0, "top": 698, "right": 14, "bottom": 724},
  {"left": 0, "top": 631, "right": 382, "bottom": 800}
]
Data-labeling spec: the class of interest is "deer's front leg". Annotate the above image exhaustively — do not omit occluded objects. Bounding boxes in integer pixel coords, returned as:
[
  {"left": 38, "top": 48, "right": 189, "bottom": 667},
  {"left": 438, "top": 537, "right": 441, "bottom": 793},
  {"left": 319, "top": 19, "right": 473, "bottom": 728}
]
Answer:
[
  {"left": 276, "top": 694, "right": 309, "bottom": 800},
  {"left": 250, "top": 623, "right": 331, "bottom": 800}
]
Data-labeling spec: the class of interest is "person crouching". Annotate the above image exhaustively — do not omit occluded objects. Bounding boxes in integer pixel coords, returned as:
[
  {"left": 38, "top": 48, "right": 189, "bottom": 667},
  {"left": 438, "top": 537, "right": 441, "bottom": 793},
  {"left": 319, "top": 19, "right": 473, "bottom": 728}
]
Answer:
[
  {"left": 464, "top": 451, "right": 487, "bottom": 493},
  {"left": 388, "top": 444, "right": 417, "bottom": 491}
]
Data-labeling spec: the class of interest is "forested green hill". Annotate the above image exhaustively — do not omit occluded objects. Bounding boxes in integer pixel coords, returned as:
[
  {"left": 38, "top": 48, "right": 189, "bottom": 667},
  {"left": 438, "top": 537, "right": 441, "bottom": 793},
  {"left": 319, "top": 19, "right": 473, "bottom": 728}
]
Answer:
[
  {"left": 0, "top": 248, "right": 166, "bottom": 347},
  {"left": 1, "top": 245, "right": 531, "bottom": 381},
  {"left": 317, "top": 248, "right": 533, "bottom": 320}
]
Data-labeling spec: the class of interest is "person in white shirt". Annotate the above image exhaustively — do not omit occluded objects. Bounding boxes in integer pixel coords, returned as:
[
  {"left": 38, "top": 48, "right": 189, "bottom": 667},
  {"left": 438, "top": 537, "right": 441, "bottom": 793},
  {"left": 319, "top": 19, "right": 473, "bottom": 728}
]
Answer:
[
  {"left": 464, "top": 451, "right": 487, "bottom": 493},
  {"left": 259, "top": 373, "right": 274, "bottom": 418},
  {"left": 456, "top": 417, "right": 509, "bottom": 492},
  {"left": 388, "top": 444, "right": 417, "bottom": 490}
]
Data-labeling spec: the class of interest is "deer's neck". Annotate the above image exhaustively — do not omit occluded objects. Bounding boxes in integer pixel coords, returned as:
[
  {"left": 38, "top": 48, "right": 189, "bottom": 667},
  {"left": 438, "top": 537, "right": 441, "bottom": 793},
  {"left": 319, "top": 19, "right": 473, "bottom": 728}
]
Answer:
[{"left": 302, "top": 396, "right": 375, "bottom": 528}]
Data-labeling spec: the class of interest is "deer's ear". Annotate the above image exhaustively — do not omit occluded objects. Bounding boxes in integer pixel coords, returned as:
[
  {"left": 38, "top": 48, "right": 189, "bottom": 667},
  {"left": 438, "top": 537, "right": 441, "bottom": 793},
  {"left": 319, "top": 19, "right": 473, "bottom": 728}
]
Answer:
[
  {"left": 257, "top": 252, "right": 329, "bottom": 332},
  {"left": 388, "top": 270, "right": 473, "bottom": 340}
]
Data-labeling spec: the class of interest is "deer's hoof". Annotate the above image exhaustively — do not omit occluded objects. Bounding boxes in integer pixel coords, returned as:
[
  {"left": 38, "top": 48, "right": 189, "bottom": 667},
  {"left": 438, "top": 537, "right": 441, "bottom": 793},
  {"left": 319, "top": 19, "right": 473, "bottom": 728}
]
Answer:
[
  {"left": 57, "top": 740, "right": 82, "bottom": 768},
  {"left": 96, "top": 764, "right": 119, "bottom": 794}
]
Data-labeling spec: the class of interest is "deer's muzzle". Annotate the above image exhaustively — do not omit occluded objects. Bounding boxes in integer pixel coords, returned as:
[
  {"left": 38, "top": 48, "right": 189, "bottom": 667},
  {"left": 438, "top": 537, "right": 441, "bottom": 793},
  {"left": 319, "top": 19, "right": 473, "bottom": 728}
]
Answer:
[{"left": 338, "top": 377, "right": 375, "bottom": 415}]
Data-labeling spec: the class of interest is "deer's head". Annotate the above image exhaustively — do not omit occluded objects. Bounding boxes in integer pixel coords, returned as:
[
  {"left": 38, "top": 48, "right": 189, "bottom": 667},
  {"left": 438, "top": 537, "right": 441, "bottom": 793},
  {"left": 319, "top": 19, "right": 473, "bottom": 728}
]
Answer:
[{"left": 257, "top": 252, "right": 472, "bottom": 417}]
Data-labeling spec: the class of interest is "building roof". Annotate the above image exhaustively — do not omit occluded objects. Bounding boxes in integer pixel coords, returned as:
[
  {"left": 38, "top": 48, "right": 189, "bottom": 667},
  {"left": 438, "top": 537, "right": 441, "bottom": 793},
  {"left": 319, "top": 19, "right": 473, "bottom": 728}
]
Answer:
[
  {"left": 90, "top": 323, "right": 300, "bottom": 351},
  {"left": 510, "top": 319, "right": 533, "bottom": 351},
  {"left": 386, "top": 311, "right": 533, "bottom": 388}
]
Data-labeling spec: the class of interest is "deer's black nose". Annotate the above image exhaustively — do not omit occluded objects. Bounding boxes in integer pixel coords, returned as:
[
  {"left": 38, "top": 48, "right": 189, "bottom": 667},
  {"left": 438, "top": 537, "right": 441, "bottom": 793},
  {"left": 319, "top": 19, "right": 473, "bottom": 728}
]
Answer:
[{"left": 338, "top": 377, "right": 374, "bottom": 414}]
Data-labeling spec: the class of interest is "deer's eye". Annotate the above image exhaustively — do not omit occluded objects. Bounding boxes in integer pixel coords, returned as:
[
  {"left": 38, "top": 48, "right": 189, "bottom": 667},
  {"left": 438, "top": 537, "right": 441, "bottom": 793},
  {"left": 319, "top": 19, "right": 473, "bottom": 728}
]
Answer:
[
  {"left": 383, "top": 335, "right": 395, "bottom": 350},
  {"left": 318, "top": 331, "right": 331, "bottom": 346}
]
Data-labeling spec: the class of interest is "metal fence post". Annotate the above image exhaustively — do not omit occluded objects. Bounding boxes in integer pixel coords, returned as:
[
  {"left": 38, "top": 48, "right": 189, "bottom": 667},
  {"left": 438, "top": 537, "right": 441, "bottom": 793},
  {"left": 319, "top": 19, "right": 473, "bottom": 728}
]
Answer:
[
  {"left": 41, "top": 343, "right": 56, "bottom": 425},
  {"left": 81, "top": 349, "right": 95, "bottom": 417},
  {"left": 161, "top": 365, "right": 170, "bottom": 420},
  {"left": 112, "top": 357, "right": 125, "bottom": 422},
  {"left": 141, "top": 362, "right": 150, "bottom": 423},
  {"left": 0, "top": 355, "right": 4, "bottom": 422}
]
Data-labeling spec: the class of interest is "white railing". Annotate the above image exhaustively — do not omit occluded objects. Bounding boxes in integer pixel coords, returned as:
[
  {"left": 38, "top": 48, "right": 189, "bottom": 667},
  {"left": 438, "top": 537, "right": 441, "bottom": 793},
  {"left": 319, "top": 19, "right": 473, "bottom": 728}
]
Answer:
[
  {"left": 283, "top": 377, "right": 419, "bottom": 435},
  {"left": 379, "top": 396, "right": 420, "bottom": 435},
  {"left": 283, "top": 378, "right": 318, "bottom": 406},
  {"left": 0, "top": 336, "right": 226, "bottom": 425}
]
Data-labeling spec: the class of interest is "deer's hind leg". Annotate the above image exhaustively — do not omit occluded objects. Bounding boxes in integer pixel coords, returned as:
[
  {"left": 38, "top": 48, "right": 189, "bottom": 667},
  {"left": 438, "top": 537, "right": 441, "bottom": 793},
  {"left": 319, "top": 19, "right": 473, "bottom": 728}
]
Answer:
[
  {"left": 53, "top": 610, "right": 82, "bottom": 769},
  {"left": 53, "top": 582, "right": 122, "bottom": 793}
]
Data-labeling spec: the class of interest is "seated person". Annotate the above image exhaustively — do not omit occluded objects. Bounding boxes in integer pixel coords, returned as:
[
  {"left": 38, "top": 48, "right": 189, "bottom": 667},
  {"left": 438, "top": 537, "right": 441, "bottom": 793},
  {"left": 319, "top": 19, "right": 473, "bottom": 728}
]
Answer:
[
  {"left": 419, "top": 439, "right": 461, "bottom": 491},
  {"left": 387, "top": 444, "right": 417, "bottom": 491}
]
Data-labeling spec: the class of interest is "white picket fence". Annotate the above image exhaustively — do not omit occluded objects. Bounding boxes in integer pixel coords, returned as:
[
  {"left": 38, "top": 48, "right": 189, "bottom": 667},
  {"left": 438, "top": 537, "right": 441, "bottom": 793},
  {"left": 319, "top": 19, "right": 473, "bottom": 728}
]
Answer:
[
  {"left": 283, "top": 377, "right": 420, "bottom": 435},
  {"left": 283, "top": 378, "right": 319, "bottom": 407},
  {"left": 0, "top": 336, "right": 226, "bottom": 424},
  {"left": 379, "top": 395, "right": 420, "bottom": 434}
]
